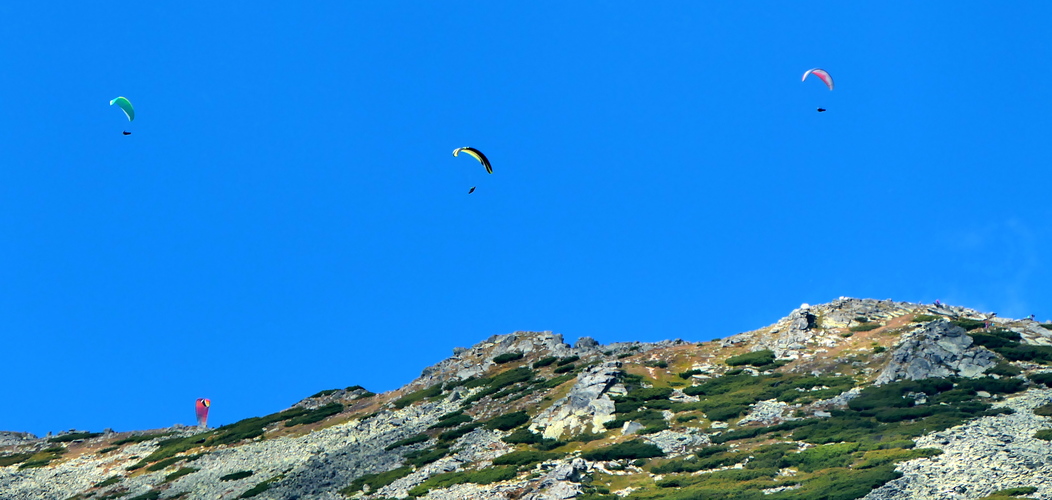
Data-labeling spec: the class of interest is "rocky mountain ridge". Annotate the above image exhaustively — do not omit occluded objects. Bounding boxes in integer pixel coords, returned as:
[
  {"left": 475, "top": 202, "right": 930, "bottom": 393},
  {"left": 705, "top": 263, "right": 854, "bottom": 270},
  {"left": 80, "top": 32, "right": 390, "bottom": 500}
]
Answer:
[{"left": 3, "top": 298, "right": 1052, "bottom": 500}]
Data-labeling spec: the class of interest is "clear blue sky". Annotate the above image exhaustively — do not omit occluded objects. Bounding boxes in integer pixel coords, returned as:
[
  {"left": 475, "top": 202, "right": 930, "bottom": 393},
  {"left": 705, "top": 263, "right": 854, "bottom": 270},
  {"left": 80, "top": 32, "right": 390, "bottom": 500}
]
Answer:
[{"left": 2, "top": 3, "right": 1050, "bottom": 436}]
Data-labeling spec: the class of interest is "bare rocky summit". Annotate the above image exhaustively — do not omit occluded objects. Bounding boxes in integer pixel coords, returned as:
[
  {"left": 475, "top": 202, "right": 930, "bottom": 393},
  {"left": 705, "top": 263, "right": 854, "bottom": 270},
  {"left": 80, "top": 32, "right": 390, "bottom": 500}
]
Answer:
[{"left": 3, "top": 298, "right": 1052, "bottom": 500}]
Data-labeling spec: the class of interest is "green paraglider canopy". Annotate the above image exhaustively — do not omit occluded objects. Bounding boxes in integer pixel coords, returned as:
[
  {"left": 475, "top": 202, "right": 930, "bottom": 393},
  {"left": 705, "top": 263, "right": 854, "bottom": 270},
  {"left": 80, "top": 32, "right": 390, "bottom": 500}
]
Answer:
[{"left": 110, "top": 96, "right": 135, "bottom": 121}]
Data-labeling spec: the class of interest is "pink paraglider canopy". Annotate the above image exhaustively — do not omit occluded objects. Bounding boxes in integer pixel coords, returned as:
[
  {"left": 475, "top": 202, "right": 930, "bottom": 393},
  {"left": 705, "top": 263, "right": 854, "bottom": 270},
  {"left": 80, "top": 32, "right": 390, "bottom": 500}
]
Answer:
[
  {"left": 802, "top": 68, "right": 834, "bottom": 90},
  {"left": 195, "top": 398, "right": 211, "bottom": 427}
]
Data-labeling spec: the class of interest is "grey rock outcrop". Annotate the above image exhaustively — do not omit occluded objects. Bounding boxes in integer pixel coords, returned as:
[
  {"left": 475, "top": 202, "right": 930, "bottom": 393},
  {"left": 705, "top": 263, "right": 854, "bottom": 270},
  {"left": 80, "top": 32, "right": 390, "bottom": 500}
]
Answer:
[
  {"left": 530, "top": 362, "right": 621, "bottom": 438},
  {"left": 863, "top": 389, "right": 1052, "bottom": 500},
  {"left": 875, "top": 321, "right": 997, "bottom": 384}
]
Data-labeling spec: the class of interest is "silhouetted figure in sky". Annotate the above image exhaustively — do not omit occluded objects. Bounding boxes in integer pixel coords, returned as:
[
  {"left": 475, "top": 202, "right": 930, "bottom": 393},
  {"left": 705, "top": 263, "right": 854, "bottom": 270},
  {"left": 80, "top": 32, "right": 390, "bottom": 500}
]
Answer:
[
  {"left": 468, "top": 186, "right": 476, "bottom": 194},
  {"left": 122, "top": 131, "right": 131, "bottom": 135},
  {"left": 816, "top": 108, "right": 826, "bottom": 112}
]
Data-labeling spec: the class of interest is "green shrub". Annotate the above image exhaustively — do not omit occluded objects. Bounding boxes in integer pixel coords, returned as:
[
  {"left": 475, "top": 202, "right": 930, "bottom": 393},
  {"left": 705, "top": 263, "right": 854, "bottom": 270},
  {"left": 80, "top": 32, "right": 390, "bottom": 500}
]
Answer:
[
  {"left": 535, "top": 438, "right": 567, "bottom": 451},
  {"left": 678, "top": 369, "right": 704, "bottom": 379},
  {"left": 676, "top": 415, "right": 698, "bottom": 423},
  {"left": 220, "top": 470, "right": 254, "bottom": 481},
  {"left": 492, "top": 450, "right": 562, "bottom": 466},
  {"left": 111, "top": 432, "right": 175, "bottom": 446},
  {"left": 128, "top": 491, "right": 161, "bottom": 500},
  {"left": 1034, "top": 429, "right": 1052, "bottom": 441},
  {"left": 94, "top": 476, "right": 122, "bottom": 488},
  {"left": 706, "top": 405, "right": 749, "bottom": 422},
  {"left": 428, "top": 412, "right": 473, "bottom": 429},
  {"left": 873, "top": 345, "right": 888, "bottom": 354},
  {"left": 393, "top": 385, "right": 443, "bottom": 409},
  {"left": 284, "top": 402, "right": 344, "bottom": 427},
  {"left": 48, "top": 432, "right": 102, "bottom": 443},
  {"left": 485, "top": 411, "right": 530, "bottom": 431},
  {"left": 385, "top": 433, "right": 430, "bottom": 451},
  {"left": 341, "top": 467, "right": 412, "bottom": 495},
  {"left": 784, "top": 442, "right": 859, "bottom": 472},
  {"left": 574, "top": 431, "right": 606, "bottom": 443},
  {"left": 145, "top": 453, "right": 203, "bottom": 472},
  {"left": 553, "top": 364, "right": 576, "bottom": 374},
  {"left": 849, "top": 323, "right": 881, "bottom": 332},
  {"left": 97, "top": 446, "right": 120, "bottom": 454},
  {"left": 533, "top": 356, "right": 558, "bottom": 368},
  {"left": 405, "top": 446, "right": 449, "bottom": 467},
  {"left": 1030, "top": 372, "right": 1052, "bottom": 386},
  {"left": 407, "top": 466, "right": 517, "bottom": 497},
  {"left": 438, "top": 423, "right": 482, "bottom": 442},
  {"left": 0, "top": 453, "right": 32, "bottom": 467},
  {"left": 581, "top": 441, "right": 664, "bottom": 461},
  {"left": 645, "top": 360, "right": 669, "bottom": 369},
  {"left": 493, "top": 352, "right": 524, "bottom": 364},
  {"left": 725, "top": 350, "right": 775, "bottom": 367},
  {"left": 1034, "top": 404, "right": 1052, "bottom": 417},
  {"left": 987, "top": 363, "right": 1022, "bottom": 377},
  {"left": 309, "top": 389, "right": 340, "bottom": 398},
  {"left": 240, "top": 475, "right": 284, "bottom": 498},
  {"left": 557, "top": 356, "right": 580, "bottom": 366},
  {"left": 164, "top": 467, "right": 198, "bottom": 483},
  {"left": 912, "top": 314, "right": 940, "bottom": 322},
  {"left": 502, "top": 428, "right": 544, "bottom": 445},
  {"left": 951, "top": 319, "right": 985, "bottom": 331}
]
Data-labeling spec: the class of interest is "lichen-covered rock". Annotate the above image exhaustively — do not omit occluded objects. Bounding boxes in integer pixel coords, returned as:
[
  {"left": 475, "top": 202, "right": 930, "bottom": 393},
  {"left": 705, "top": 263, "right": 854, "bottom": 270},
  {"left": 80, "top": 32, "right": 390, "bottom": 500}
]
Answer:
[
  {"left": 875, "top": 321, "right": 997, "bottom": 384},
  {"left": 737, "top": 399, "right": 797, "bottom": 426},
  {"left": 530, "top": 362, "right": 621, "bottom": 438}
]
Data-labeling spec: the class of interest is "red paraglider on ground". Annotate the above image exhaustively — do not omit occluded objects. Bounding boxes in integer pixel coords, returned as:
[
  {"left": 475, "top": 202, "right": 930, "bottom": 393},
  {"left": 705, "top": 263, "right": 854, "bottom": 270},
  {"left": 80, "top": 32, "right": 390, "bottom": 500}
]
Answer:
[{"left": 196, "top": 398, "right": 211, "bottom": 427}]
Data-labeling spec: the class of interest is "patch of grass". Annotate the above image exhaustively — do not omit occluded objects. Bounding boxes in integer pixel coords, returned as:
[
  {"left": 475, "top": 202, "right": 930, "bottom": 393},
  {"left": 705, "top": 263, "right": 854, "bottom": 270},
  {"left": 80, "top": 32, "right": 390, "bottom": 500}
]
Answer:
[
  {"left": 97, "top": 446, "right": 120, "bottom": 454},
  {"left": 485, "top": 411, "right": 530, "bottom": 431},
  {"left": 18, "top": 446, "right": 66, "bottom": 469},
  {"left": 220, "top": 470, "right": 254, "bottom": 481},
  {"left": 978, "top": 486, "right": 1039, "bottom": 499},
  {"left": 725, "top": 350, "right": 775, "bottom": 367},
  {"left": 493, "top": 351, "right": 524, "bottom": 364},
  {"left": 393, "top": 385, "right": 443, "bottom": 409},
  {"left": 163, "top": 467, "right": 198, "bottom": 483},
  {"left": 384, "top": 433, "right": 429, "bottom": 451},
  {"left": 48, "top": 432, "right": 103, "bottom": 443},
  {"left": 0, "top": 453, "right": 33, "bottom": 467},
  {"left": 239, "top": 475, "right": 284, "bottom": 498},
  {"left": 987, "top": 362, "right": 1022, "bottom": 377},
  {"left": 407, "top": 466, "right": 518, "bottom": 497},
  {"left": 543, "top": 374, "right": 576, "bottom": 388},
  {"left": 581, "top": 441, "right": 664, "bottom": 461},
  {"left": 912, "top": 314, "right": 941, "bottom": 322}
]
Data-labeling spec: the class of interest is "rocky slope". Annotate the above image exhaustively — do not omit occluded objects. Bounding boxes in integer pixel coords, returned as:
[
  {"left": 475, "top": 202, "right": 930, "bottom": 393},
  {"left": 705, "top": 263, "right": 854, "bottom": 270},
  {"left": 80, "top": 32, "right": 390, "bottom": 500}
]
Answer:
[{"left": 3, "top": 298, "right": 1052, "bottom": 500}]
